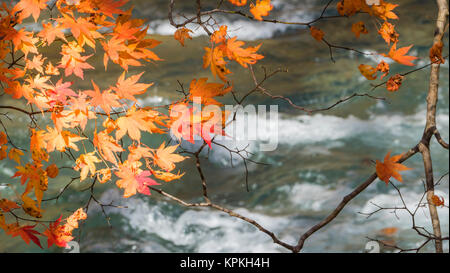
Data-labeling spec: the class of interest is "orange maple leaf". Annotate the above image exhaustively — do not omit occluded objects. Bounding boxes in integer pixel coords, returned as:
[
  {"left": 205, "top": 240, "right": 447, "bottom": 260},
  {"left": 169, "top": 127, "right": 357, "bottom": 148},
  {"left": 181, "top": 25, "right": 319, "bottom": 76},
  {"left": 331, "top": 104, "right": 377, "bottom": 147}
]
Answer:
[
  {"left": 371, "top": 0, "right": 398, "bottom": 21},
  {"left": 383, "top": 43, "right": 418, "bottom": 66},
  {"left": 75, "top": 152, "right": 101, "bottom": 181},
  {"left": 43, "top": 208, "right": 87, "bottom": 248},
  {"left": 430, "top": 41, "right": 445, "bottom": 64},
  {"left": 174, "top": 28, "right": 193, "bottom": 47},
  {"left": 188, "top": 78, "right": 232, "bottom": 105},
  {"left": 358, "top": 64, "right": 377, "bottom": 80},
  {"left": 94, "top": 130, "right": 124, "bottom": 166},
  {"left": 223, "top": 37, "right": 264, "bottom": 68},
  {"left": 0, "top": 198, "right": 20, "bottom": 212},
  {"left": 228, "top": 0, "right": 247, "bottom": 6},
  {"left": 151, "top": 169, "right": 185, "bottom": 182},
  {"left": 115, "top": 161, "right": 159, "bottom": 198},
  {"left": 376, "top": 151, "right": 412, "bottom": 185},
  {"left": 84, "top": 80, "right": 121, "bottom": 115},
  {"left": 58, "top": 41, "right": 94, "bottom": 79},
  {"left": 378, "top": 22, "right": 399, "bottom": 45},
  {"left": 152, "top": 142, "right": 186, "bottom": 172},
  {"left": 115, "top": 106, "right": 165, "bottom": 141},
  {"left": 376, "top": 61, "right": 390, "bottom": 80},
  {"left": 43, "top": 126, "right": 85, "bottom": 152},
  {"left": 203, "top": 46, "right": 231, "bottom": 82},
  {"left": 38, "top": 22, "right": 67, "bottom": 46},
  {"left": 250, "top": 0, "right": 273, "bottom": 21},
  {"left": 386, "top": 74, "right": 404, "bottom": 92},
  {"left": 431, "top": 195, "right": 445, "bottom": 207},
  {"left": 351, "top": 21, "right": 368, "bottom": 38},
  {"left": 13, "top": 0, "right": 46, "bottom": 22},
  {"left": 112, "top": 72, "right": 153, "bottom": 101},
  {"left": 310, "top": 26, "right": 324, "bottom": 42}
]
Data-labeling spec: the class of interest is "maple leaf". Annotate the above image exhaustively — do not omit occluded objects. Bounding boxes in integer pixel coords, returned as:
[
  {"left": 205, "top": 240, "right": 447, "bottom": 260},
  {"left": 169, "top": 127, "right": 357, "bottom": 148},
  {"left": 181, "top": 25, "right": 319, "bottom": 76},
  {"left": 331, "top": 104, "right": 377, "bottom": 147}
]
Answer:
[
  {"left": 4, "top": 81, "right": 24, "bottom": 99},
  {"left": 431, "top": 195, "right": 445, "bottom": 207},
  {"left": 430, "top": 41, "right": 445, "bottom": 64},
  {"left": 30, "top": 128, "right": 47, "bottom": 158},
  {"left": 376, "top": 151, "right": 412, "bottom": 184},
  {"left": 386, "top": 74, "right": 404, "bottom": 92},
  {"left": 203, "top": 47, "right": 231, "bottom": 82},
  {"left": 112, "top": 72, "right": 152, "bottom": 101},
  {"left": 92, "top": 0, "right": 128, "bottom": 18},
  {"left": 383, "top": 43, "right": 418, "bottom": 66},
  {"left": 169, "top": 103, "right": 223, "bottom": 147},
  {"left": 135, "top": 170, "right": 159, "bottom": 196},
  {"left": 57, "top": 14, "right": 103, "bottom": 48},
  {"left": 228, "top": 0, "right": 247, "bottom": 6},
  {"left": 128, "top": 144, "right": 152, "bottom": 162},
  {"left": 97, "top": 168, "right": 112, "bottom": 184},
  {"left": 75, "top": 152, "right": 101, "bottom": 181},
  {"left": 211, "top": 26, "right": 228, "bottom": 44},
  {"left": 0, "top": 198, "right": 20, "bottom": 212},
  {"left": 43, "top": 216, "right": 66, "bottom": 248},
  {"left": 84, "top": 80, "right": 121, "bottom": 115},
  {"left": 8, "top": 148, "right": 24, "bottom": 164},
  {"left": 45, "top": 61, "right": 60, "bottom": 76},
  {"left": 7, "top": 224, "right": 43, "bottom": 249},
  {"left": 2, "top": 28, "right": 38, "bottom": 56},
  {"left": 188, "top": 78, "right": 232, "bottom": 105},
  {"left": 58, "top": 42, "right": 94, "bottom": 79},
  {"left": 115, "top": 106, "right": 165, "bottom": 141},
  {"left": 25, "top": 54, "right": 46, "bottom": 74},
  {"left": 43, "top": 126, "right": 85, "bottom": 152},
  {"left": 378, "top": 22, "right": 399, "bottom": 45},
  {"left": 371, "top": 0, "right": 398, "bottom": 21},
  {"left": 351, "top": 21, "right": 368, "bottom": 38},
  {"left": 94, "top": 130, "right": 123, "bottom": 166},
  {"left": 44, "top": 208, "right": 87, "bottom": 248},
  {"left": 376, "top": 61, "right": 390, "bottom": 80},
  {"left": 21, "top": 194, "right": 44, "bottom": 218},
  {"left": 26, "top": 74, "right": 51, "bottom": 94},
  {"left": 174, "top": 28, "right": 193, "bottom": 47},
  {"left": 101, "top": 37, "right": 129, "bottom": 70},
  {"left": 63, "top": 92, "right": 96, "bottom": 130},
  {"left": 48, "top": 79, "right": 77, "bottom": 106},
  {"left": 65, "top": 208, "right": 87, "bottom": 231},
  {"left": 310, "top": 26, "right": 324, "bottom": 42},
  {"left": 250, "top": 0, "right": 273, "bottom": 21},
  {"left": 0, "top": 132, "right": 7, "bottom": 146},
  {"left": 115, "top": 161, "right": 159, "bottom": 198},
  {"left": 152, "top": 142, "right": 186, "bottom": 172},
  {"left": 151, "top": 170, "right": 184, "bottom": 182},
  {"left": 336, "top": 0, "right": 370, "bottom": 17},
  {"left": 111, "top": 21, "right": 140, "bottom": 41},
  {"left": 38, "top": 22, "right": 67, "bottom": 46},
  {"left": 13, "top": 0, "right": 46, "bottom": 22},
  {"left": 223, "top": 37, "right": 264, "bottom": 68},
  {"left": 1, "top": 144, "right": 8, "bottom": 161},
  {"left": 358, "top": 64, "right": 377, "bottom": 80}
]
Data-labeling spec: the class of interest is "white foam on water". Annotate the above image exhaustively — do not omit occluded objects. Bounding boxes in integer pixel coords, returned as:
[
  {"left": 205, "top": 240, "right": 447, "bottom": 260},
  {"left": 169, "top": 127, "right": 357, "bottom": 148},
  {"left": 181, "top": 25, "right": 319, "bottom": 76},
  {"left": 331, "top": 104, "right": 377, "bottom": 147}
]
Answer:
[
  {"left": 121, "top": 197, "right": 291, "bottom": 252},
  {"left": 286, "top": 183, "right": 343, "bottom": 212},
  {"left": 201, "top": 108, "right": 448, "bottom": 167},
  {"left": 147, "top": 0, "right": 314, "bottom": 41}
]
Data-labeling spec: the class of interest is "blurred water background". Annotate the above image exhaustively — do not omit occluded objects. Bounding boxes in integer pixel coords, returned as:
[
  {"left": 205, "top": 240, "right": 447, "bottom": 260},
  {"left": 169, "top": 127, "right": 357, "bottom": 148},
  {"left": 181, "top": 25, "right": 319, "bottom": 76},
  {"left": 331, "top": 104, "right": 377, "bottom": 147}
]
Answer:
[{"left": 0, "top": 0, "right": 448, "bottom": 252}]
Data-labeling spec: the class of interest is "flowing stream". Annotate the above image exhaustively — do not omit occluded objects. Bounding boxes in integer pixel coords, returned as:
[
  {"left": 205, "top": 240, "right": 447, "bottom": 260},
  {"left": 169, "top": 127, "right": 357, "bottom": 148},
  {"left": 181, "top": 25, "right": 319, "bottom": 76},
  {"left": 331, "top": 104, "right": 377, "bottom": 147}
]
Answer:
[{"left": 0, "top": 0, "right": 448, "bottom": 253}]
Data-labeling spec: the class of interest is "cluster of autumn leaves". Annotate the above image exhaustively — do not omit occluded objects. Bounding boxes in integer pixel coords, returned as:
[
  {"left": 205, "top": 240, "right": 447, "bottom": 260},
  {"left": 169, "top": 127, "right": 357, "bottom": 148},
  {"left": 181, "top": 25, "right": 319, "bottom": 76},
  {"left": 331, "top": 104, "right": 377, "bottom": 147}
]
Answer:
[
  {"left": 0, "top": 0, "right": 192, "bottom": 249},
  {"left": 0, "top": 0, "right": 446, "bottom": 250}
]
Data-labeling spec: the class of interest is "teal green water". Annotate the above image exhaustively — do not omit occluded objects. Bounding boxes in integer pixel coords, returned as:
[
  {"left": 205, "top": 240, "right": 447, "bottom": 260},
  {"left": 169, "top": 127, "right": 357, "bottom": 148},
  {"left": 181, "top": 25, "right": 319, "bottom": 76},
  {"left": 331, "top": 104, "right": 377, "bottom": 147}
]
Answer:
[{"left": 0, "top": 0, "right": 448, "bottom": 252}]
